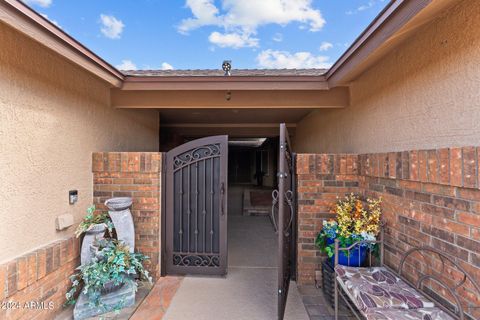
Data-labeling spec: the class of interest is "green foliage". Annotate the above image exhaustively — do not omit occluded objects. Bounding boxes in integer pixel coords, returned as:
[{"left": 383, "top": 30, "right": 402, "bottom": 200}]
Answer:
[
  {"left": 64, "top": 239, "right": 152, "bottom": 311},
  {"left": 74, "top": 205, "right": 114, "bottom": 238},
  {"left": 316, "top": 232, "right": 360, "bottom": 258},
  {"left": 315, "top": 220, "right": 338, "bottom": 258},
  {"left": 315, "top": 232, "right": 327, "bottom": 254}
]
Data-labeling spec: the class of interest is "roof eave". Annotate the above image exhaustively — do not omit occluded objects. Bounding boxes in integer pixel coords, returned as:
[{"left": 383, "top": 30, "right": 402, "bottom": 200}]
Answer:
[
  {"left": 326, "top": 0, "right": 432, "bottom": 87},
  {"left": 0, "top": 0, "right": 124, "bottom": 87},
  {"left": 1, "top": 0, "right": 457, "bottom": 90}
]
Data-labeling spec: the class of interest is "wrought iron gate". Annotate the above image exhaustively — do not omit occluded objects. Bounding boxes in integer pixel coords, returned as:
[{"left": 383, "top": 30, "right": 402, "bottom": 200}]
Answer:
[
  {"left": 165, "top": 136, "right": 228, "bottom": 275},
  {"left": 272, "top": 124, "right": 296, "bottom": 320}
]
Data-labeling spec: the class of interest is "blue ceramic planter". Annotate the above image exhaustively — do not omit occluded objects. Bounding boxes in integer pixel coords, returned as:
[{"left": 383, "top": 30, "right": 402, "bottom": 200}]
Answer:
[{"left": 327, "top": 237, "right": 367, "bottom": 267}]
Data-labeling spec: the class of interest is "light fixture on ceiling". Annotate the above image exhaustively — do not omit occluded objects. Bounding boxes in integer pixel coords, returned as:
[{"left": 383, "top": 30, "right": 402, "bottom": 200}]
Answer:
[{"left": 228, "top": 138, "right": 267, "bottom": 148}]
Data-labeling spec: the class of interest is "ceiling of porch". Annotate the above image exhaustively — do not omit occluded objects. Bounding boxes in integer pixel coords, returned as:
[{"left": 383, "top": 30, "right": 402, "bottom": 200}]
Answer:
[
  {"left": 159, "top": 108, "right": 303, "bottom": 139},
  {"left": 159, "top": 108, "right": 312, "bottom": 124}
]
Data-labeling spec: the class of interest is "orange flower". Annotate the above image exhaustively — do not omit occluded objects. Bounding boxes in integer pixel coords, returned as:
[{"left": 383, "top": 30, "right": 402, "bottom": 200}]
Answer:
[{"left": 355, "top": 200, "right": 363, "bottom": 211}]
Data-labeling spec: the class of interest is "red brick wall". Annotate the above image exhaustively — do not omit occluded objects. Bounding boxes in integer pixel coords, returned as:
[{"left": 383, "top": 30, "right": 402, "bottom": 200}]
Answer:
[
  {"left": 0, "top": 152, "right": 162, "bottom": 320},
  {"left": 297, "top": 148, "right": 480, "bottom": 314},
  {"left": 359, "top": 149, "right": 480, "bottom": 315},
  {"left": 296, "top": 154, "right": 360, "bottom": 285},
  {"left": 92, "top": 152, "right": 162, "bottom": 280},
  {"left": 0, "top": 237, "right": 80, "bottom": 320}
]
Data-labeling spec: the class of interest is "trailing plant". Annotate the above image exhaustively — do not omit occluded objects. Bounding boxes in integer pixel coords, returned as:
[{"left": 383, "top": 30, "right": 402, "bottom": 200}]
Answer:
[
  {"left": 315, "top": 194, "right": 382, "bottom": 258},
  {"left": 74, "top": 205, "right": 114, "bottom": 238},
  {"left": 64, "top": 239, "right": 152, "bottom": 310}
]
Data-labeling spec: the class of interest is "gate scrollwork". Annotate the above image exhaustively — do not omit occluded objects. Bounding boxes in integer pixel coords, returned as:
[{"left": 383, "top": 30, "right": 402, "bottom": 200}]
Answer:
[
  {"left": 173, "top": 144, "right": 220, "bottom": 170},
  {"left": 173, "top": 254, "right": 220, "bottom": 267},
  {"left": 271, "top": 189, "right": 294, "bottom": 236}
]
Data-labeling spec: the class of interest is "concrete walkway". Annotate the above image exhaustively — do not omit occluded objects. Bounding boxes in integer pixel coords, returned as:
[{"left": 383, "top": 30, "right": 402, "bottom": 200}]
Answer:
[{"left": 163, "top": 186, "right": 309, "bottom": 320}]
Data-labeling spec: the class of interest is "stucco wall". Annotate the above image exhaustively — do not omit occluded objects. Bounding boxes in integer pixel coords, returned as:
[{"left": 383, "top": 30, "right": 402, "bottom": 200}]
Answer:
[
  {"left": 295, "top": 0, "right": 480, "bottom": 154},
  {"left": 0, "top": 23, "right": 159, "bottom": 262}
]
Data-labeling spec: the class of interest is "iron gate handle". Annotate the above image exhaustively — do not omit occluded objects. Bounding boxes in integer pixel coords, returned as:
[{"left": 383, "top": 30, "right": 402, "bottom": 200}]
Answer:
[
  {"left": 270, "top": 190, "right": 294, "bottom": 237},
  {"left": 271, "top": 189, "right": 279, "bottom": 232},
  {"left": 220, "top": 182, "right": 225, "bottom": 216},
  {"left": 284, "top": 190, "right": 294, "bottom": 237},
  {"left": 270, "top": 189, "right": 294, "bottom": 236}
]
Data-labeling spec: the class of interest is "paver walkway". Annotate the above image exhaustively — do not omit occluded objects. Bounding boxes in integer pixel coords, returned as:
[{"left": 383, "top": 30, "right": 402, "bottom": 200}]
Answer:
[
  {"left": 130, "top": 277, "right": 183, "bottom": 320},
  {"left": 298, "top": 285, "right": 355, "bottom": 320},
  {"left": 161, "top": 185, "right": 309, "bottom": 320}
]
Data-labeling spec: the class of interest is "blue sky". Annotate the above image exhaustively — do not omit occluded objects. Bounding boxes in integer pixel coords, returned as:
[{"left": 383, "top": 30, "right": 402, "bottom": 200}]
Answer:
[{"left": 24, "top": 0, "right": 388, "bottom": 70}]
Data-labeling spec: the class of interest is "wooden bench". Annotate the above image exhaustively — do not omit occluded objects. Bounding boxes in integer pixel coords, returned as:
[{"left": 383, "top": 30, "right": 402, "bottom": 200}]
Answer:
[{"left": 333, "top": 232, "right": 480, "bottom": 320}]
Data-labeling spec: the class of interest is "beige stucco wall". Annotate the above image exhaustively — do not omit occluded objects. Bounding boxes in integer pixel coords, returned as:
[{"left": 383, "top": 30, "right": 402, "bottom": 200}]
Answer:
[
  {"left": 0, "top": 23, "right": 159, "bottom": 262},
  {"left": 295, "top": 0, "right": 480, "bottom": 154}
]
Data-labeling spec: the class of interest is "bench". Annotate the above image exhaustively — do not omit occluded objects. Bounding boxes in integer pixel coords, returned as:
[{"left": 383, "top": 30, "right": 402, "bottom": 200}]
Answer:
[{"left": 333, "top": 231, "right": 480, "bottom": 320}]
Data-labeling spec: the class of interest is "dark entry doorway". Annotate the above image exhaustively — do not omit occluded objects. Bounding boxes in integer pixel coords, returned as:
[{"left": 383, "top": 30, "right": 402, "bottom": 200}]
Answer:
[
  {"left": 165, "top": 135, "right": 228, "bottom": 275},
  {"left": 162, "top": 128, "right": 297, "bottom": 319}
]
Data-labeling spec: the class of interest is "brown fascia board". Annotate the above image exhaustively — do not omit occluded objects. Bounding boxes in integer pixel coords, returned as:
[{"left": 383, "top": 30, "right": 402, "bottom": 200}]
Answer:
[
  {"left": 325, "top": 0, "right": 432, "bottom": 87},
  {"left": 121, "top": 75, "right": 329, "bottom": 91},
  {"left": 0, "top": 0, "right": 124, "bottom": 87}
]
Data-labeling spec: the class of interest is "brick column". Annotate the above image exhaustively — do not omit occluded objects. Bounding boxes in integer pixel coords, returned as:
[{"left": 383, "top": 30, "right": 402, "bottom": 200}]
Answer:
[
  {"left": 296, "top": 153, "right": 360, "bottom": 285},
  {"left": 92, "top": 152, "right": 162, "bottom": 279}
]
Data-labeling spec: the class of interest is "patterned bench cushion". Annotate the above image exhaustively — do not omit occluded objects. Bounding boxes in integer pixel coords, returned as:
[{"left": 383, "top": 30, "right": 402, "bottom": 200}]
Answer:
[
  {"left": 335, "top": 265, "right": 435, "bottom": 312},
  {"left": 364, "top": 307, "right": 454, "bottom": 320}
]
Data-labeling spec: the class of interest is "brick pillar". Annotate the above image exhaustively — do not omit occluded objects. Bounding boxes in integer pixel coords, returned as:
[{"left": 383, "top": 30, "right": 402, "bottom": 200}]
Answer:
[
  {"left": 92, "top": 152, "right": 162, "bottom": 279},
  {"left": 296, "top": 153, "right": 360, "bottom": 285}
]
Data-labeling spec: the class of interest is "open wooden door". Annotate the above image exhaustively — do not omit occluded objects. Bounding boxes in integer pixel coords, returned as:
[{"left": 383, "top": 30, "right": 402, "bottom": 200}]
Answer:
[
  {"left": 165, "top": 136, "right": 228, "bottom": 275},
  {"left": 273, "top": 124, "right": 296, "bottom": 319}
]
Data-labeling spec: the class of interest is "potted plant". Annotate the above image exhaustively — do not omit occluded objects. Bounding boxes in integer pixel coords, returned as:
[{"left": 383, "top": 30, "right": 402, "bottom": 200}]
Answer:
[
  {"left": 315, "top": 194, "right": 382, "bottom": 266},
  {"left": 75, "top": 205, "right": 114, "bottom": 238},
  {"left": 65, "top": 238, "right": 152, "bottom": 311},
  {"left": 75, "top": 205, "right": 115, "bottom": 265}
]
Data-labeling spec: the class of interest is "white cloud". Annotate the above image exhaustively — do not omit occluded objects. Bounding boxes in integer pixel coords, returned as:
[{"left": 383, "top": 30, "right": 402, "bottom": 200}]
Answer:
[
  {"left": 40, "top": 14, "right": 61, "bottom": 28},
  {"left": 319, "top": 41, "right": 333, "bottom": 51},
  {"left": 272, "top": 33, "right": 283, "bottom": 42},
  {"left": 161, "top": 62, "right": 174, "bottom": 70},
  {"left": 116, "top": 60, "right": 137, "bottom": 70},
  {"left": 346, "top": 0, "right": 385, "bottom": 15},
  {"left": 208, "top": 31, "right": 259, "bottom": 49},
  {"left": 100, "top": 14, "right": 124, "bottom": 39},
  {"left": 256, "top": 49, "right": 331, "bottom": 69},
  {"left": 179, "top": 0, "right": 325, "bottom": 48},
  {"left": 23, "top": 0, "right": 52, "bottom": 8},
  {"left": 178, "top": 0, "right": 221, "bottom": 34}
]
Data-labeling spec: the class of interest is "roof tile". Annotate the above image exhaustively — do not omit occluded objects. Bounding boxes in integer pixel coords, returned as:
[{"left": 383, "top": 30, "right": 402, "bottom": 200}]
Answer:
[{"left": 123, "top": 69, "right": 327, "bottom": 77}]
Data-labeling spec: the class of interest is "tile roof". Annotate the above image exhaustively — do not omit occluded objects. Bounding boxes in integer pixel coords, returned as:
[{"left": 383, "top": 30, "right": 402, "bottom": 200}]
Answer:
[{"left": 123, "top": 69, "right": 327, "bottom": 77}]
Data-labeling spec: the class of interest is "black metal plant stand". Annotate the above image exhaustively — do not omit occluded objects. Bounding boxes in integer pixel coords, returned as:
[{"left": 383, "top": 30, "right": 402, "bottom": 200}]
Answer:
[{"left": 321, "top": 260, "right": 336, "bottom": 308}]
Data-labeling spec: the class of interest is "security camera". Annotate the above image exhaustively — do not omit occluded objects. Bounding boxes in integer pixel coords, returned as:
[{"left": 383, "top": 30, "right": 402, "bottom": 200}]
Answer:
[{"left": 222, "top": 60, "right": 232, "bottom": 76}]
